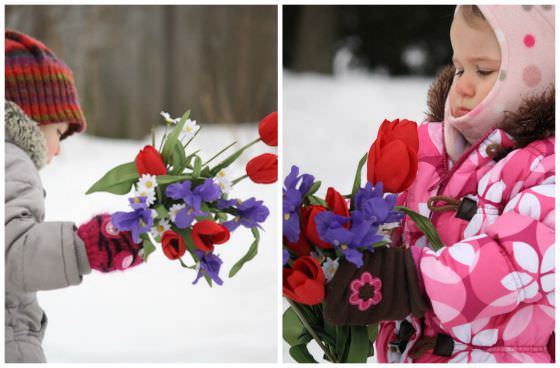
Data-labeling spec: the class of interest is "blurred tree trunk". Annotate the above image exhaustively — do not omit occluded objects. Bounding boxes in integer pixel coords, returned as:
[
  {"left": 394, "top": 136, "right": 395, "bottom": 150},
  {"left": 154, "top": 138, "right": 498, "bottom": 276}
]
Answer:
[
  {"left": 291, "top": 5, "right": 337, "bottom": 74},
  {"left": 5, "top": 5, "right": 277, "bottom": 139}
]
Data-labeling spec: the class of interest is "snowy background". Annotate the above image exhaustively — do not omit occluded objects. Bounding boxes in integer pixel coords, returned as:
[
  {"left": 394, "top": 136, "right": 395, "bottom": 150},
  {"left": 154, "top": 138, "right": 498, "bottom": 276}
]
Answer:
[
  {"left": 38, "top": 121, "right": 278, "bottom": 363},
  {"left": 282, "top": 70, "right": 432, "bottom": 363}
]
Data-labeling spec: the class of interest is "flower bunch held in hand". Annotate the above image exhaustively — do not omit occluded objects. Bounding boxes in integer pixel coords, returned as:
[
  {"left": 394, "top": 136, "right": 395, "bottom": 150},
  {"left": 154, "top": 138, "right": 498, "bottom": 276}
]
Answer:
[
  {"left": 87, "top": 110, "right": 277, "bottom": 286},
  {"left": 282, "top": 118, "right": 443, "bottom": 363}
]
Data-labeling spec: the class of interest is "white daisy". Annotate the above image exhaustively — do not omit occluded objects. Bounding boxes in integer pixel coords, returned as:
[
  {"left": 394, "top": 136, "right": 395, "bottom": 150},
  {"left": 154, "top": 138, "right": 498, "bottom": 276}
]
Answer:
[
  {"left": 160, "top": 111, "right": 179, "bottom": 125},
  {"left": 134, "top": 189, "right": 156, "bottom": 206},
  {"left": 180, "top": 118, "right": 200, "bottom": 141},
  {"left": 169, "top": 203, "right": 186, "bottom": 223},
  {"left": 216, "top": 179, "right": 232, "bottom": 194},
  {"left": 151, "top": 218, "right": 171, "bottom": 239},
  {"left": 215, "top": 167, "right": 233, "bottom": 182},
  {"left": 322, "top": 258, "right": 339, "bottom": 282},
  {"left": 137, "top": 174, "right": 158, "bottom": 192}
]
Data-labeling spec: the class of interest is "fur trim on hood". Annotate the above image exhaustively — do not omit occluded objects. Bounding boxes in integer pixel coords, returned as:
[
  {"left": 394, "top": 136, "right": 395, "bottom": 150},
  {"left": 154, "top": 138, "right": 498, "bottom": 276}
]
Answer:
[
  {"left": 5, "top": 101, "right": 48, "bottom": 170},
  {"left": 425, "top": 65, "right": 555, "bottom": 149}
]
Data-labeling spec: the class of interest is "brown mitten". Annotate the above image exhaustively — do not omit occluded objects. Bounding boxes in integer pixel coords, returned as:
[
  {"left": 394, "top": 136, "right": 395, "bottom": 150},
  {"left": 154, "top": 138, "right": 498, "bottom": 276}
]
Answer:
[{"left": 323, "top": 247, "right": 428, "bottom": 326}]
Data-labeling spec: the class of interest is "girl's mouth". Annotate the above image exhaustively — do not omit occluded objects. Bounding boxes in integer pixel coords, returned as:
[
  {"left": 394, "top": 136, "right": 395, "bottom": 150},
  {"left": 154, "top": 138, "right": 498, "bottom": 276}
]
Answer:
[{"left": 453, "top": 107, "right": 471, "bottom": 117}]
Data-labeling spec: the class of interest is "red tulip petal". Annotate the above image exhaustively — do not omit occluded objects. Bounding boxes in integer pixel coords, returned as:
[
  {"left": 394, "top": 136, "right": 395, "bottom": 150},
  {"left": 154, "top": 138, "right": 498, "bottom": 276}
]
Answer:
[
  {"left": 374, "top": 140, "right": 411, "bottom": 193},
  {"left": 294, "top": 279, "right": 325, "bottom": 305}
]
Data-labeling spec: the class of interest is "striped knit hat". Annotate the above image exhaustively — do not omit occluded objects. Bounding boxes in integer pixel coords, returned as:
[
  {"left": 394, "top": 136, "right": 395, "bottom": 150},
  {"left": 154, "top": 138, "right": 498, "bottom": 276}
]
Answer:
[{"left": 5, "top": 30, "right": 87, "bottom": 139}]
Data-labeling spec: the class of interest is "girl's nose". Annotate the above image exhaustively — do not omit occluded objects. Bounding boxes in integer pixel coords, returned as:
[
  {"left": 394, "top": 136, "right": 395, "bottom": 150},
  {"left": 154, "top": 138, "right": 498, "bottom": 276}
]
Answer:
[{"left": 455, "top": 74, "right": 475, "bottom": 98}]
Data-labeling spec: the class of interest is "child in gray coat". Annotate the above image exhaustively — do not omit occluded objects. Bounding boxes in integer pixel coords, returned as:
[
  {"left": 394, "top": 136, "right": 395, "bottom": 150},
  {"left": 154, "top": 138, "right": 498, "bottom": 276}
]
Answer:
[{"left": 5, "top": 30, "right": 143, "bottom": 363}]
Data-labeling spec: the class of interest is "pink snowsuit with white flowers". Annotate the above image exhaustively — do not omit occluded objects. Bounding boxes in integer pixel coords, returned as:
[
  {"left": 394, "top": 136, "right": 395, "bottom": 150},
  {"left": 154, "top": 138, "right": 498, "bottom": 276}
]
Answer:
[{"left": 376, "top": 122, "right": 555, "bottom": 363}]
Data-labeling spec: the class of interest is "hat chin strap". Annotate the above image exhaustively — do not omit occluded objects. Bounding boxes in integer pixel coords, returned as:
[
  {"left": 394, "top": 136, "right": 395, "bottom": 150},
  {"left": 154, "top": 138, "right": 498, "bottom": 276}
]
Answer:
[{"left": 443, "top": 121, "right": 470, "bottom": 162}]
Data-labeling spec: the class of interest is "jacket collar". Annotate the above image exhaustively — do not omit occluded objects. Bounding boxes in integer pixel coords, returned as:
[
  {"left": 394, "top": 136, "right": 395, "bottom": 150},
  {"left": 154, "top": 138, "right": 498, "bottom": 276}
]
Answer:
[{"left": 5, "top": 101, "right": 48, "bottom": 170}]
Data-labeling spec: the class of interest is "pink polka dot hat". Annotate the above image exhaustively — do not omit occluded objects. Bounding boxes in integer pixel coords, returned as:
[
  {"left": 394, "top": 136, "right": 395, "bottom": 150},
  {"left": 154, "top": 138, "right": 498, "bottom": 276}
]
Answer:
[{"left": 444, "top": 5, "right": 555, "bottom": 151}]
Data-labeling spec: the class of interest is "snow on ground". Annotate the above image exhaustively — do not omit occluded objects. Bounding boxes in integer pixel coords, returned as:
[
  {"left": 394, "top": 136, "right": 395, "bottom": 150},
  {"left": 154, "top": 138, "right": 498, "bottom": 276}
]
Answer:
[
  {"left": 283, "top": 70, "right": 432, "bottom": 363},
  {"left": 38, "top": 121, "right": 278, "bottom": 362}
]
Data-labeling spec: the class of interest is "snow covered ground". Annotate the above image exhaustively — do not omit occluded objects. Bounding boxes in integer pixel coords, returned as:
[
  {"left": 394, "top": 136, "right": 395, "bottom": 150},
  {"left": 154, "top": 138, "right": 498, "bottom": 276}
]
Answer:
[
  {"left": 38, "top": 121, "right": 278, "bottom": 362},
  {"left": 283, "top": 70, "right": 432, "bottom": 363}
]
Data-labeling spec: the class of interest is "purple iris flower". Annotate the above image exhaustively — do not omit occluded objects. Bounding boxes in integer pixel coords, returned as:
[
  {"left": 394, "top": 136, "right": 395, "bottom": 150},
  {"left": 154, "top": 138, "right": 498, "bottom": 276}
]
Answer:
[
  {"left": 166, "top": 180, "right": 193, "bottom": 202},
  {"left": 192, "top": 179, "right": 222, "bottom": 207},
  {"left": 174, "top": 206, "right": 207, "bottom": 229},
  {"left": 315, "top": 211, "right": 383, "bottom": 268},
  {"left": 223, "top": 197, "right": 270, "bottom": 231},
  {"left": 354, "top": 182, "right": 402, "bottom": 225},
  {"left": 193, "top": 250, "right": 223, "bottom": 286},
  {"left": 111, "top": 196, "right": 153, "bottom": 243},
  {"left": 166, "top": 178, "right": 222, "bottom": 211},
  {"left": 283, "top": 166, "right": 314, "bottom": 242},
  {"left": 216, "top": 198, "right": 238, "bottom": 210},
  {"left": 283, "top": 249, "right": 290, "bottom": 266}
]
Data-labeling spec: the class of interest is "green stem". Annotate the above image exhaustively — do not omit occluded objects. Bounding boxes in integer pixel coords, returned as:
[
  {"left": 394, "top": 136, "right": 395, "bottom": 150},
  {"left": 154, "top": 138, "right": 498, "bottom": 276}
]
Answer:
[
  {"left": 182, "top": 127, "right": 202, "bottom": 149},
  {"left": 232, "top": 174, "right": 248, "bottom": 186},
  {"left": 287, "top": 299, "right": 338, "bottom": 363},
  {"left": 159, "top": 125, "right": 169, "bottom": 152},
  {"left": 240, "top": 136, "right": 262, "bottom": 152},
  {"left": 151, "top": 127, "right": 156, "bottom": 147},
  {"left": 203, "top": 141, "right": 237, "bottom": 166}
]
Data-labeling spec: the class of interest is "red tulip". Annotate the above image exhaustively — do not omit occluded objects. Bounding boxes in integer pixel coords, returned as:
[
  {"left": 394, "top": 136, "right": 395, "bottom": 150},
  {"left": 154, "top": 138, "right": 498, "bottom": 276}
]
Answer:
[
  {"left": 246, "top": 153, "right": 278, "bottom": 184},
  {"left": 283, "top": 256, "right": 325, "bottom": 305},
  {"left": 191, "top": 220, "right": 230, "bottom": 253},
  {"left": 325, "top": 187, "right": 350, "bottom": 217},
  {"left": 301, "top": 205, "right": 332, "bottom": 249},
  {"left": 367, "top": 119, "right": 418, "bottom": 193},
  {"left": 135, "top": 145, "right": 167, "bottom": 176},
  {"left": 283, "top": 233, "right": 311, "bottom": 257},
  {"left": 258, "top": 111, "right": 278, "bottom": 147},
  {"left": 161, "top": 230, "right": 186, "bottom": 260}
]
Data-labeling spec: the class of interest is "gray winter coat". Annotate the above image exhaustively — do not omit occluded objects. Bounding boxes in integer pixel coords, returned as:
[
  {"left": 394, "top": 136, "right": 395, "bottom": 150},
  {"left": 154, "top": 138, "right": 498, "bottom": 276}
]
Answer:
[{"left": 5, "top": 101, "right": 91, "bottom": 363}]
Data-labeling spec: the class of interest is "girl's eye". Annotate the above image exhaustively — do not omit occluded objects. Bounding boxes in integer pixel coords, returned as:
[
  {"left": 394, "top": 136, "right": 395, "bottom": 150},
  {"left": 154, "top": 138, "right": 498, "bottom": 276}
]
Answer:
[
  {"left": 454, "top": 69, "right": 464, "bottom": 77},
  {"left": 477, "top": 69, "right": 495, "bottom": 76}
]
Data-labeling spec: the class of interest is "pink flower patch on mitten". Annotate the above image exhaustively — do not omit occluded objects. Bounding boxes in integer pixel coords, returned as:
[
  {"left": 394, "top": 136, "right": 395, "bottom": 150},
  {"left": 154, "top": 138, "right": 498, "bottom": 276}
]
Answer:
[
  {"left": 348, "top": 271, "right": 383, "bottom": 311},
  {"left": 77, "top": 214, "right": 143, "bottom": 272}
]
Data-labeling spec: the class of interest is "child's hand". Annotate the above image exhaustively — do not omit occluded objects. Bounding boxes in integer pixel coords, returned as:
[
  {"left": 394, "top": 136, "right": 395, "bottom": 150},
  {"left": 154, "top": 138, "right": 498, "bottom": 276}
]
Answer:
[{"left": 77, "top": 214, "right": 144, "bottom": 273}]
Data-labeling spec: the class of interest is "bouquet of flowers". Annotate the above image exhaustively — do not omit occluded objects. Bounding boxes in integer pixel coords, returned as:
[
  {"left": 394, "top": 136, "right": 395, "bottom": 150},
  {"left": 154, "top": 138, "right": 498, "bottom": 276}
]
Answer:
[
  {"left": 86, "top": 110, "right": 277, "bottom": 286},
  {"left": 282, "top": 119, "right": 443, "bottom": 363}
]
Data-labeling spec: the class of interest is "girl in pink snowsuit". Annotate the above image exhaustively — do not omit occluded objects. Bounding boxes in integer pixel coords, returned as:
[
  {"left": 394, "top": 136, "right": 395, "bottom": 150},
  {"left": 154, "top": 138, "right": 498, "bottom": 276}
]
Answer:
[{"left": 374, "top": 5, "right": 555, "bottom": 363}]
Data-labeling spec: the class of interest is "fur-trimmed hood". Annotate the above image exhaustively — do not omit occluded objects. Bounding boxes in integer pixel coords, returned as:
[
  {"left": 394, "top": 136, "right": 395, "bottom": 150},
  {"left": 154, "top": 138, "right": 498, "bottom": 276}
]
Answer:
[
  {"left": 5, "top": 101, "right": 48, "bottom": 170},
  {"left": 425, "top": 65, "right": 555, "bottom": 149}
]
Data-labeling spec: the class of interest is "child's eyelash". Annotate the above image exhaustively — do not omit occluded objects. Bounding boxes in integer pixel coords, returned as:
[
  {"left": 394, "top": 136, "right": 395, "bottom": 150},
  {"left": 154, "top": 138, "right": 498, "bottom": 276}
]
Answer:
[{"left": 477, "top": 70, "right": 494, "bottom": 76}]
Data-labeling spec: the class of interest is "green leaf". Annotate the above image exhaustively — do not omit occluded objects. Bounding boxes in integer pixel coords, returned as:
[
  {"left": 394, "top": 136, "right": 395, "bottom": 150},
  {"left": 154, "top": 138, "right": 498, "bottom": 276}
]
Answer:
[
  {"left": 335, "top": 326, "right": 350, "bottom": 362},
  {"left": 210, "top": 137, "right": 260, "bottom": 176},
  {"left": 351, "top": 152, "right": 368, "bottom": 198},
  {"left": 367, "top": 323, "right": 379, "bottom": 343},
  {"left": 162, "top": 110, "right": 190, "bottom": 165},
  {"left": 178, "top": 258, "right": 196, "bottom": 269},
  {"left": 228, "top": 227, "right": 260, "bottom": 277},
  {"left": 307, "top": 195, "right": 327, "bottom": 207},
  {"left": 193, "top": 156, "right": 202, "bottom": 178},
  {"left": 156, "top": 174, "right": 191, "bottom": 186},
  {"left": 306, "top": 181, "right": 322, "bottom": 197},
  {"left": 395, "top": 206, "right": 444, "bottom": 251},
  {"left": 283, "top": 307, "right": 305, "bottom": 346},
  {"left": 142, "top": 236, "right": 157, "bottom": 261},
  {"left": 346, "top": 326, "right": 370, "bottom": 363},
  {"left": 210, "top": 149, "right": 245, "bottom": 176},
  {"left": 170, "top": 140, "right": 187, "bottom": 175},
  {"left": 215, "top": 212, "right": 228, "bottom": 222},
  {"left": 155, "top": 204, "right": 169, "bottom": 219},
  {"left": 85, "top": 162, "right": 138, "bottom": 195},
  {"left": 289, "top": 344, "right": 318, "bottom": 363},
  {"left": 200, "top": 166, "right": 211, "bottom": 178}
]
